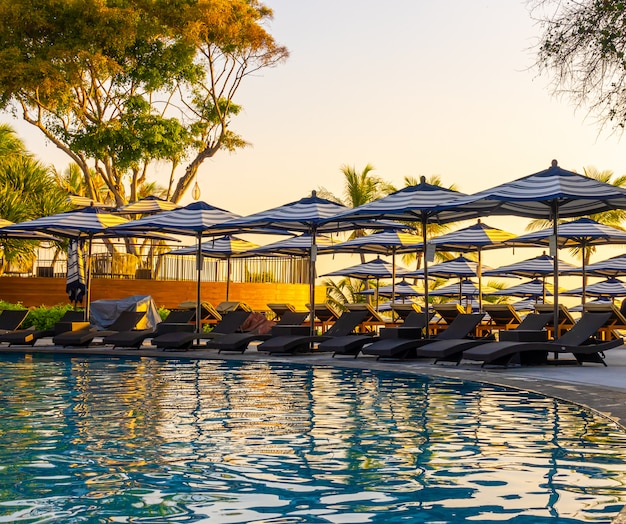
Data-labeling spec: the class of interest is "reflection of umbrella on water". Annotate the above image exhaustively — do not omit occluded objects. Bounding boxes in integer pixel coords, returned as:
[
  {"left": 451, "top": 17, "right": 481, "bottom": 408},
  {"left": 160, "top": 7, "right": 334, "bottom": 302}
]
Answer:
[{"left": 166, "top": 235, "right": 259, "bottom": 301}]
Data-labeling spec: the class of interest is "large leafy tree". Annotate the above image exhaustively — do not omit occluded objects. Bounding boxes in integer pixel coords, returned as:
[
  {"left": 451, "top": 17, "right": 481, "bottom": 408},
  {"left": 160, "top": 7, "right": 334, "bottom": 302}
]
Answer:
[
  {"left": 531, "top": 0, "right": 626, "bottom": 130},
  {"left": 0, "top": 0, "right": 288, "bottom": 205}
]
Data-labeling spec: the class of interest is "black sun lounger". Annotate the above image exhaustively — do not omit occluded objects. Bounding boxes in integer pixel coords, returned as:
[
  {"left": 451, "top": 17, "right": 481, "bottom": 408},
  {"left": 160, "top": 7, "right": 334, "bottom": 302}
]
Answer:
[
  {"left": 53, "top": 311, "right": 146, "bottom": 347},
  {"left": 256, "top": 310, "right": 368, "bottom": 354},
  {"left": 0, "top": 310, "right": 86, "bottom": 346},
  {"left": 151, "top": 310, "right": 252, "bottom": 351},
  {"left": 463, "top": 311, "right": 622, "bottom": 367},
  {"left": 103, "top": 309, "right": 196, "bottom": 349},
  {"left": 0, "top": 309, "right": 29, "bottom": 335},
  {"left": 324, "top": 311, "right": 435, "bottom": 358},
  {"left": 360, "top": 313, "right": 485, "bottom": 360},
  {"left": 210, "top": 311, "right": 309, "bottom": 353},
  {"left": 414, "top": 312, "right": 553, "bottom": 365}
]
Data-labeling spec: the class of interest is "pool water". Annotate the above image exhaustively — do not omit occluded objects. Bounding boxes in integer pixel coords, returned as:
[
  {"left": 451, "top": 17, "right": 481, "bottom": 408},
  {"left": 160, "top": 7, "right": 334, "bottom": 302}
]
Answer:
[{"left": 1, "top": 355, "right": 626, "bottom": 523}]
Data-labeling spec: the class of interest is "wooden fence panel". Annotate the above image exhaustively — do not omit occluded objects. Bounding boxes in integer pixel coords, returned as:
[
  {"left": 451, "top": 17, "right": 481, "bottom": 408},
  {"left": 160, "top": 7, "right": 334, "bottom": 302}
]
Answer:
[{"left": 0, "top": 277, "right": 325, "bottom": 312}]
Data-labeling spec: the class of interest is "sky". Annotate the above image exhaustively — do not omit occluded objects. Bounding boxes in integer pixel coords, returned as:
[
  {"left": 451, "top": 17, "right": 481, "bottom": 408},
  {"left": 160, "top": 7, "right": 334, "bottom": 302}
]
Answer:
[{"left": 4, "top": 0, "right": 626, "bottom": 283}]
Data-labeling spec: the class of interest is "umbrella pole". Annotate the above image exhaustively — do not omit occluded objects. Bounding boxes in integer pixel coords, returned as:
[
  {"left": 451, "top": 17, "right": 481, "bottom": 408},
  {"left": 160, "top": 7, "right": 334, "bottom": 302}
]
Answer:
[
  {"left": 85, "top": 235, "right": 93, "bottom": 322},
  {"left": 422, "top": 215, "right": 430, "bottom": 338},
  {"left": 478, "top": 248, "right": 483, "bottom": 313},
  {"left": 226, "top": 256, "right": 231, "bottom": 301},
  {"left": 309, "top": 228, "right": 317, "bottom": 337},
  {"left": 391, "top": 247, "right": 396, "bottom": 319},
  {"left": 552, "top": 203, "right": 559, "bottom": 336},
  {"left": 196, "top": 233, "right": 202, "bottom": 334},
  {"left": 581, "top": 243, "right": 587, "bottom": 306}
]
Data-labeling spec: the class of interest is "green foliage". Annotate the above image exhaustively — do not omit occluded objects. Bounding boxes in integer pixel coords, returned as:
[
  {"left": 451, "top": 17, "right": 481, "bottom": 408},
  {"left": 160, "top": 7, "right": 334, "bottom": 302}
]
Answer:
[
  {"left": 531, "top": 0, "right": 626, "bottom": 130},
  {"left": 21, "top": 304, "right": 81, "bottom": 331},
  {"left": 0, "top": 300, "right": 27, "bottom": 310},
  {"left": 0, "top": 0, "right": 288, "bottom": 204}
]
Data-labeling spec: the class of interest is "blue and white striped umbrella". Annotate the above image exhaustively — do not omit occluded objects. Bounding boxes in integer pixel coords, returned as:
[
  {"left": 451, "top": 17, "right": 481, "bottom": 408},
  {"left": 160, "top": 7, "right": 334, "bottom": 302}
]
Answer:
[
  {"left": 442, "top": 160, "right": 626, "bottom": 321},
  {"left": 66, "top": 238, "right": 86, "bottom": 306},
  {"left": 506, "top": 218, "right": 626, "bottom": 303},
  {"left": 321, "top": 177, "right": 480, "bottom": 318},
  {"left": 166, "top": 235, "right": 259, "bottom": 301},
  {"left": 483, "top": 253, "right": 578, "bottom": 278},
  {"left": 562, "top": 277, "right": 626, "bottom": 298},
  {"left": 115, "top": 196, "right": 180, "bottom": 215},
  {"left": 356, "top": 280, "right": 421, "bottom": 297},
  {"left": 246, "top": 233, "right": 338, "bottom": 256},
  {"left": 403, "top": 255, "right": 493, "bottom": 279},
  {"left": 206, "top": 191, "right": 402, "bottom": 334},
  {"left": 425, "top": 220, "right": 518, "bottom": 312},
  {"left": 5, "top": 207, "right": 133, "bottom": 320},
  {"left": 323, "top": 258, "right": 411, "bottom": 310},
  {"left": 488, "top": 278, "right": 554, "bottom": 299},
  {"left": 111, "top": 201, "right": 241, "bottom": 332},
  {"left": 562, "top": 253, "right": 626, "bottom": 278},
  {"left": 430, "top": 279, "right": 498, "bottom": 298},
  {"left": 318, "top": 229, "right": 422, "bottom": 303},
  {"left": 323, "top": 257, "right": 410, "bottom": 280}
]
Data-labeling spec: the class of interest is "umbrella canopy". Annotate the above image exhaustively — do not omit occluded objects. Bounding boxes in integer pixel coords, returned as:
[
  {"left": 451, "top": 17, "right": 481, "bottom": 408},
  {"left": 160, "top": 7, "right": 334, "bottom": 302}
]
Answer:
[
  {"left": 483, "top": 253, "right": 578, "bottom": 278},
  {"left": 4, "top": 207, "right": 132, "bottom": 320},
  {"left": 426, "top": 220, "right": 518, "bottom": 312},
  {"left": 111, "top": 201, "right": 241, "bottom": 332},
  {"left": 561, "top": 253, "right": 626, "bottom": 278},
  {"left": 246, "top": 233, "right": 338, "bottom": 256},
  {"left": 430, "top": 279, "right": 498, "bottom": 297},
  {"left": 323, "top": 257, "right": 410, "bottom": 280},
  {"left": 322, "top": 177, "right": 480, "bottom": 318},
  {"left": 323, "top": 257, "right": 411, "bottom": 310},
  {"left": 208, "top": 191, "right": 402, "bottom": 334},
  {"left": 445, "top": 160, "right": 626, "bottom": 322},
  {"left": 356, "top": 280, "right": 421, "bottom": 297},
  {"left": 562, "top": 277, "right": 626, "bottom": 298},
  {"left": 0, "top": 218, "right": 59, "bottom": 241},
  {"left": 506, "top": 218, "right": 626, "bottom": 304},
  {"left": 483, "top": 254, "right": 573, "bottom": 302},
  {"left": 166, "top": 235, "right": 259, "bottom": 301},
  {"left": 404, "top": 255, "right": 493, "bottom": 279},
  {"left": 318, "top": 229, "right": 422, "bottom": 304},
  {"left": 115, "top": 196, "right": 180, "bottom": 215},
  {"left": 488, "top": 278, "right": 554, "bottom": 299}
]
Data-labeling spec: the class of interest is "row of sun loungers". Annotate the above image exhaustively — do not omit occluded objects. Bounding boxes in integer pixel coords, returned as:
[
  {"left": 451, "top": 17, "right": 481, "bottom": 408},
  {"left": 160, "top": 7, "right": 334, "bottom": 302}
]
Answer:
[{"left": 0, "top": 302, "right": 623, "bottom": 367}]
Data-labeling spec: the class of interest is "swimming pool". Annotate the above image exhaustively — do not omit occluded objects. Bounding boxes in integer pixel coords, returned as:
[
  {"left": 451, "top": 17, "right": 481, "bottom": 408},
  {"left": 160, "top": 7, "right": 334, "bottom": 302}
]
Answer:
[{"left": 1, "top": 354, "right": 625, "bottom": 523}]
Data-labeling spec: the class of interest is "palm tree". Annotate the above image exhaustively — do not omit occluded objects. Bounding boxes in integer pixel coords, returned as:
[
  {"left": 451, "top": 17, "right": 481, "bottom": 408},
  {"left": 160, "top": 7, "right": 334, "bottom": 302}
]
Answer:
[
  {"left": 0, "top": 126, "right": 71, "bottom": 272},
  {"left": 317, "top": 164, "right": 397, "bottom": 305}
]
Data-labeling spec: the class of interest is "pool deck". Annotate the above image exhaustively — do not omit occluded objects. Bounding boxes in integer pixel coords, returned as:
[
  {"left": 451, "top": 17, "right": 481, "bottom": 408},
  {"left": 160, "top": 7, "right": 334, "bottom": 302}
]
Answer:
[{"left": 3, "top": 340, "right": 626, "bottom": 522}]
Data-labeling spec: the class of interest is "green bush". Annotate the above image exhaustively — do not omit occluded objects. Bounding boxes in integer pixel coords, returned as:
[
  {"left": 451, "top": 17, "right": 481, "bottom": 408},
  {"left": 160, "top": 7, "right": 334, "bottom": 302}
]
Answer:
[
  {"left": 22, "top": 304, "right": 82, "bottom": 330},
  {"left": 0, "top": 301, "right": 82, "bottom": 330},
  {"left": 0, "top": 300, "right": 27, "bottom": 311}
]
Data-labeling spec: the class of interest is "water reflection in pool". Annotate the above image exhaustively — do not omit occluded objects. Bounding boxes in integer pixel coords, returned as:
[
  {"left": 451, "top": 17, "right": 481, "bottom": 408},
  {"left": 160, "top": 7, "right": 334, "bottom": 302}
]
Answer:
[{"left": 1, "top": 354, "right": 625, "bottom": 523}]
